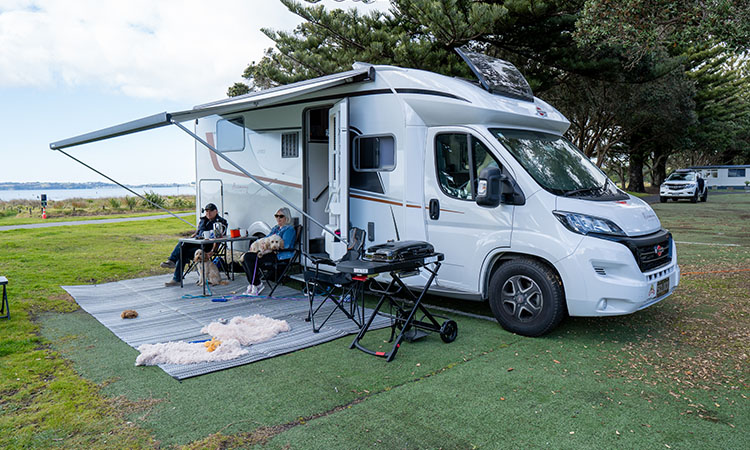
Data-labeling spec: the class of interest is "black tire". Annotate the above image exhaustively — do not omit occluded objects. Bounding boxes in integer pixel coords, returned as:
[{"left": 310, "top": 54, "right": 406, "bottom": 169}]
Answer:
[
  {"left": 659, "top": 196, "right": 667, "bottom": 203},
  {"left": 439, "top": 320, "right": 458, "bottom": 343},
  {"left": 701, "top": 189, "right": 708, "bottom": 202},
  {"left": 691, "top": 191, "right": 698, "bottom": 203},
  {"left": 488, "top": 258, "right": 566, "bottom": 337}
]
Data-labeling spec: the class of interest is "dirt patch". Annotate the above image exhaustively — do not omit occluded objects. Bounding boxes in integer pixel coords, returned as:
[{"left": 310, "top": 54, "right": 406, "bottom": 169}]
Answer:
[
  {"left": 49, "top": 292, "right": 76, "bottom": 305},
  {"left": 608, "top": 272, "right": 749, "bottom": 391},
  {"left": 108, "top": 395, "right": 167, "bottom": 421}
]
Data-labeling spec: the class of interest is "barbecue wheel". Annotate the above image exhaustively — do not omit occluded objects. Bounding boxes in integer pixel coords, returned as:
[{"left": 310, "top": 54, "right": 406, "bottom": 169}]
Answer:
[{"left": 439, "top": 320, "right": 458, "bottom": 343}]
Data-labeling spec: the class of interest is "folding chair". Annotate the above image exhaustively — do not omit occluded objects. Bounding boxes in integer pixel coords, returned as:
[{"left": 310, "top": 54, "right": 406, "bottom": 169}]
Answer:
[
  {"left": 0, "top": 276, "right": 9, "bottom": 320},
  {"left": 259, "top": 224, "right": 303, "bottom": 297},
  {"left": 304, "top": 227, "right": 367, "bottom": 333}
]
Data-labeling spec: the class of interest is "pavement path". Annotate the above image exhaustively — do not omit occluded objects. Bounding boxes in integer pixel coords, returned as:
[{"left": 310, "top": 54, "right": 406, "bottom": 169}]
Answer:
[{"left": 0, "top": 213, "right": 193, "bottom": 231}]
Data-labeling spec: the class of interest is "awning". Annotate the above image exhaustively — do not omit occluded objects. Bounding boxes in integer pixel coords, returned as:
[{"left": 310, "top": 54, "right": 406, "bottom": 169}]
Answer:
[{"left": 50, "top": 67, "right": 374, "bottom": 150}]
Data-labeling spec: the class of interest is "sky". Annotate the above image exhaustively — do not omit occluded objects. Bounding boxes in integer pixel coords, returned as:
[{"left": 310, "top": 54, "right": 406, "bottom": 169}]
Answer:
[{"left": 0, "top": 0, "right": 387, "bottom": 185}]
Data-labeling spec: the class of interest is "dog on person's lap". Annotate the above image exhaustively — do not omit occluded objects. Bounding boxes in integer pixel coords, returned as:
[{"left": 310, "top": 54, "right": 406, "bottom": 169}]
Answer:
[{"left": 248, "top": 234, "right": 285, "bottom": 256}]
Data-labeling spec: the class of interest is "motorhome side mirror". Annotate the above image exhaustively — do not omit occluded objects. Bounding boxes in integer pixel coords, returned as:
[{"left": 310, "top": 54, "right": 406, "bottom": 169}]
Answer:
[{"left": 476, "top": 167, "right": 503, "bottom": 207}]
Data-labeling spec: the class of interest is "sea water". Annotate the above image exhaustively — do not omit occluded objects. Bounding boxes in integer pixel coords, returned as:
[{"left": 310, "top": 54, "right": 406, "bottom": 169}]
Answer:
[{"left": 0, "top": 185, "right": 195, "bottom": 201}]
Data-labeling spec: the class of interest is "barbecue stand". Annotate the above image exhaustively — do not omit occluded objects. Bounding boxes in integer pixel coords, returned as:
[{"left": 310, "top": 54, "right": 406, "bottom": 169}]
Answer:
[{"left": 336, "top": 253, "right": 457, "bottom": 361}]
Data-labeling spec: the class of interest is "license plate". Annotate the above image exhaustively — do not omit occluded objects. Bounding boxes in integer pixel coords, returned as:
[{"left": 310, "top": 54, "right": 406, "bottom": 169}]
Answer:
[{"left": 656, "top": 278, "right": 669, "bottom": 297}]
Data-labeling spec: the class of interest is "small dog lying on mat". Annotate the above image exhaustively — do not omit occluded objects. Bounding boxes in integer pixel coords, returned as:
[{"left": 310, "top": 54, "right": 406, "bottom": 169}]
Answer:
[{"left": 193, "top": 249, "right": 227, "bottom": 286}]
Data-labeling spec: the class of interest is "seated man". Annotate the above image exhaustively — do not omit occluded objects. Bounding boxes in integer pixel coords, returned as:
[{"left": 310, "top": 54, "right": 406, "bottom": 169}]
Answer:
[{"left": 161, "top": 203, "right": 228, "bottom": 287}]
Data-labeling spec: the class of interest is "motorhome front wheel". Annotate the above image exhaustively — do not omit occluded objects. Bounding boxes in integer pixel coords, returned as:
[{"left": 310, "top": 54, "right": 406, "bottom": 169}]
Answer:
[{"left": 488, "top": 258, "right": 566, "bottom": 337}]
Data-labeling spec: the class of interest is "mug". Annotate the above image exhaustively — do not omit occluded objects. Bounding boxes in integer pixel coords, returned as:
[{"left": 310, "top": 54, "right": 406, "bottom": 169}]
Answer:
[
  {"left": 202, "top": 230, "right": 212, "bottom": 239},
  {"left": 230, "top": 228, "right": 241, "bottom": 238}
]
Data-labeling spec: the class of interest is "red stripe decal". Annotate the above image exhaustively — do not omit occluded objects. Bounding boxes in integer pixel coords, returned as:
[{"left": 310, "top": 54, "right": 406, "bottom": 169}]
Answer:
[{"left": 205, "top": 132, "right": 302, "bottom": 189}]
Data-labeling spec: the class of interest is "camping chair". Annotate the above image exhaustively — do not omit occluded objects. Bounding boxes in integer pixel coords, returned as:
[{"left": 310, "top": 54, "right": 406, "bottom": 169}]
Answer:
[
  {"left": 304, "top": 227, "right": 367, "bottom": 333},
  {"left": 259, "top": 224, "right": 303, "bottom": 297}
]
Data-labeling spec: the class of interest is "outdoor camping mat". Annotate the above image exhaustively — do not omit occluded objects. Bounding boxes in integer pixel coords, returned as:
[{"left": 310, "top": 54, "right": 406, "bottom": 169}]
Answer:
[{"left": 62, "top": 272, "right": 391, "bottom": 380}]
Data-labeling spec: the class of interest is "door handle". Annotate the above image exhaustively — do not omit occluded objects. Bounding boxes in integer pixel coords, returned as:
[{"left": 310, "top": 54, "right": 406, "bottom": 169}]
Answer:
[{"left": 429, "top": 198, "right": 440, "bottom": 220}]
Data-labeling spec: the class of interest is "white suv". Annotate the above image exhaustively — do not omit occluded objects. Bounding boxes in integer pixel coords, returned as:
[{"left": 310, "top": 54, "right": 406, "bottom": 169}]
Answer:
[{"left": 660, "top": 169, "right": 708, "bottom": 203}]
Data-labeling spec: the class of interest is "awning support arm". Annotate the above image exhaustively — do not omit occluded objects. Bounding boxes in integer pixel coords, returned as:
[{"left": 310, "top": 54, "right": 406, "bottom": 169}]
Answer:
[
  {"left": 56, "top": 149, "right": 195, "bottom": 228},
  {"left": 170, "top": 120, "right": 348, "bottom": 245}
]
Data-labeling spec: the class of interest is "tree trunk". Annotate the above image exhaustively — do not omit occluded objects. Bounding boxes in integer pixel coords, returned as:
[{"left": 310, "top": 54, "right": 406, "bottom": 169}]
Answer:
[
  {"left": 652, "top": 151, "right": 668, "bottom": 187},
  {"left": 627, "top": 148, "right": 646, "bottom": 192}
]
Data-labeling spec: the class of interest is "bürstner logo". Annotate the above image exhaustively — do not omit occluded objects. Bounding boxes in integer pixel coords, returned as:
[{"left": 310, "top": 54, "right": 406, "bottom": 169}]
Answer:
[{"left": 654, "top": 244, "right": 665, "bottom": 257}]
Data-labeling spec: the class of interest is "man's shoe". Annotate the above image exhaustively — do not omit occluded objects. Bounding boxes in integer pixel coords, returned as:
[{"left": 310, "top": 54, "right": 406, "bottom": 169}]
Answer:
[
  {"left": 164, "top": 279, "right": 180, "bottom": 287},
  {"left": 160, "top": 260, "right": 176, "bottom": 269},
  {"left": 245, "top": 284, "right": 258, "bottom": 295},
  {"left": 255, "top": 284, "right": 265, "bottom": 296}
]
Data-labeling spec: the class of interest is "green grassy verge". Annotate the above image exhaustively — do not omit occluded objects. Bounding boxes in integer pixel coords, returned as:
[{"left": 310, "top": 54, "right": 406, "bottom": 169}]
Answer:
[
  {"left": 0, "top": 194, "right": 194, "bottom": 226},
  {"left": 1, "top": 196, "right": 747, "bottom": 449},
  {"left": 0, "top": 211, "right": 193, "bottom": 227}
]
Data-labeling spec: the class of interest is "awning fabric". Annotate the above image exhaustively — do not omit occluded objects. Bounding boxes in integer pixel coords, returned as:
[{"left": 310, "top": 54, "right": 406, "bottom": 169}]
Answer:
[{"left": 50, "top": 67, "right": 374, "bottom": 150}]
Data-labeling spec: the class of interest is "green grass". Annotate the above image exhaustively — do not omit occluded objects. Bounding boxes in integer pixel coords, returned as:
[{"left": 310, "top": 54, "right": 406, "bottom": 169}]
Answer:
[
  {"left": 0, "top": 195, "right": 195, "bottom": 226},
  {"left": 0, "top": 210, "right": 193, "bottom": 227},
  {"left": 1, "top": 196, "right": 748, "bottom": 449}
]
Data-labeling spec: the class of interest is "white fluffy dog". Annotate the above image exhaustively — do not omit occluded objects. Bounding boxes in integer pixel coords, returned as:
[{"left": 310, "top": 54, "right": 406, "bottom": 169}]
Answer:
[
  {"left": 193, "top": 249, "right": 226, "bottom": 286},
  {"left": 249, "top": 234, "right": 285, "bottom": 256}
]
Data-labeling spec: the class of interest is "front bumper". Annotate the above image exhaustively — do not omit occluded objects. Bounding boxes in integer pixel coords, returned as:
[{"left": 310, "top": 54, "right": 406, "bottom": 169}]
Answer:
[
  {"left": 557, "top": 235, "right": 680, "bottom": 317},
  {"left": 660, "top": 185, "right": 697, "bottom": 198}
]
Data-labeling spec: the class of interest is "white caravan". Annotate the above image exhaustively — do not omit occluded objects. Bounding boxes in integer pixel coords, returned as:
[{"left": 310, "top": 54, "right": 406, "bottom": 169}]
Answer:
[{"left": 51, "top": 49, "right": 680, "bottom": 336}]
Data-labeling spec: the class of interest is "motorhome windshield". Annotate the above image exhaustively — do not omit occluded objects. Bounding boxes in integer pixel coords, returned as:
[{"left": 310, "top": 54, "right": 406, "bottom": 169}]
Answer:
[
  {"left": 490, "top": 128, "right": 626, "bottom": 199},
  {"left": 666, "top": 172, "right": 696, "bottom": 181}
]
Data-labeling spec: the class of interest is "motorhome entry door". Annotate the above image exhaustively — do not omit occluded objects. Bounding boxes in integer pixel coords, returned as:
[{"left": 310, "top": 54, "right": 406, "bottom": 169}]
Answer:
[
  {"left": 198, "top": 179, "right": 224, "bottom": 217},
  {"left": 325, "top": 99, "right": 350, "bottom": 260}
]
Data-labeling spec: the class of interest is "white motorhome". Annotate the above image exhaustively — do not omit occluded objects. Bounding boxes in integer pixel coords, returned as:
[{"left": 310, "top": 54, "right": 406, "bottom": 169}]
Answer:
[{"left": 51, "top": 49, "right": 679, "bottom": 336}]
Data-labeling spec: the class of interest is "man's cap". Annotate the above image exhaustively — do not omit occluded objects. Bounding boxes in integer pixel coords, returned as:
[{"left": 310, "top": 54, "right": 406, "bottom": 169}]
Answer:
[{"left": 204, "top": 203, "right": 218, "bottom": 211}]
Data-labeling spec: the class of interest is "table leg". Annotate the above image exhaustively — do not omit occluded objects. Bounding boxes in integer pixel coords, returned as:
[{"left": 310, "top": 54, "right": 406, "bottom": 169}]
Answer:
[
  {"left": 179, "top": 243, "right": 184, "bottom": 288},
  {"left": 0, "top": 284, "right": 8, "bottom": 320},
  {"left": 201, "top": 242, "right": 206, "bottom": 296},
  {"left": 230, "top": 241, "right": 235, "bottom": 281}
]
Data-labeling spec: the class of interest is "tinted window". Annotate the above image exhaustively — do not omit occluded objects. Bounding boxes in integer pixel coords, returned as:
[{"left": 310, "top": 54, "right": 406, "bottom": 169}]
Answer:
[
  {"left": 436, "top": 133, "right": 500, "bottom": 200},
  {"left": 353, "top": 135, "right": 395, "bottom": 171},
  {"left": 728, "top": 168, "right": 746, "bottom": 177},
  {"left": 216, "top": 117, "right": 245, "bottom": 152},
  {"left": 490, "top": 128, "right": 625, "bottom": 200},
  {"left": 666, "top": 172, "right": 696, "bottom": 181}
]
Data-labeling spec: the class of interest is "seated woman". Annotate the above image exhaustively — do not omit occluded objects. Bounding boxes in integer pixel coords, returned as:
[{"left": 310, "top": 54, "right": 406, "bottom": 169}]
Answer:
[{"left": 241, "top": 207, "right": 296, "bottom": 295}]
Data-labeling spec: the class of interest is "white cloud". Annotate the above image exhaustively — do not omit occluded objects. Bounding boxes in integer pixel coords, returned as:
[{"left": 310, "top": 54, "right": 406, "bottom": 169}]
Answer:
[{"left": 0, "top": 0, "right": 388, "bottom": 103}]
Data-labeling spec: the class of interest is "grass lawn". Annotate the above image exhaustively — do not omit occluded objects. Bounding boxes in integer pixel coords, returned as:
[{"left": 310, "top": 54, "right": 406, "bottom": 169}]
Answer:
[{"left": 1, "top": 196, "right": 748, "bottom": 449}]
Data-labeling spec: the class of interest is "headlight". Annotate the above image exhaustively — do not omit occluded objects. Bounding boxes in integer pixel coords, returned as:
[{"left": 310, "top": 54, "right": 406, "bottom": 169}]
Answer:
[{"left": 553, "top": 211, "right": 626, "bottom": 236}]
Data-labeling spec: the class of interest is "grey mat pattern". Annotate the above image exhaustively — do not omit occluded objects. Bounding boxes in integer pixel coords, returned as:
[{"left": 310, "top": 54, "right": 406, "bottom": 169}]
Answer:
[{"left": 62, "top": 272, "right": 390, "bottom": 380}]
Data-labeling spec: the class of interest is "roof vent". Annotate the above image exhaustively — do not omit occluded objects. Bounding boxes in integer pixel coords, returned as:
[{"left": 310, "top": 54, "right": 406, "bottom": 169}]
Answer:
[{"left": 455, "top": 46, "right": 534, "bottom": 102}]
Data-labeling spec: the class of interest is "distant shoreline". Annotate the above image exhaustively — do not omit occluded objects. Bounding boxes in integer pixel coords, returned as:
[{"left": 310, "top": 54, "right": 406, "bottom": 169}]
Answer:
[{"left": 0, "top": 182, "right": 194, "bottom": 191}]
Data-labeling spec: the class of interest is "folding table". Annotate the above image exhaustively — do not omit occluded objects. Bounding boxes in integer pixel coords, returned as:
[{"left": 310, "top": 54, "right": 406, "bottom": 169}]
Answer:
[{"left": 179, "top": 236, "right": 253, "bottom": 296}]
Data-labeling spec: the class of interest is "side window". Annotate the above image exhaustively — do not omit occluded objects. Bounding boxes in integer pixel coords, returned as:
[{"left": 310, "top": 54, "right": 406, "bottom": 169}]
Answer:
[
  {"left": 436, "top": 133, "right": 501, "bottom": 200},
  {"left": 436, "top": 133, "right": 472, "bottom": 199},
  {"left": 216, "top": 117, "right": 245, "bottom": 152},
  {"left": 472, "top": 137, "right": 499, "bottom": 179},
  {"left": 353, "top": 135, "right": 395, "bottom": 171}
]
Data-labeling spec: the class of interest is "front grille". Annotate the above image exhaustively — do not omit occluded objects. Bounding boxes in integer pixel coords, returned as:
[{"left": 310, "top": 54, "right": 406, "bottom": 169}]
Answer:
[
  {"left": 633, "top": 237, "right": 672, "bottom": 271},
  {"left": 594, "top": 229, "right": 673, "bottom": 273}
]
